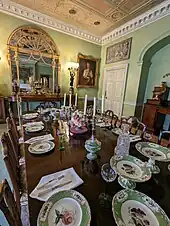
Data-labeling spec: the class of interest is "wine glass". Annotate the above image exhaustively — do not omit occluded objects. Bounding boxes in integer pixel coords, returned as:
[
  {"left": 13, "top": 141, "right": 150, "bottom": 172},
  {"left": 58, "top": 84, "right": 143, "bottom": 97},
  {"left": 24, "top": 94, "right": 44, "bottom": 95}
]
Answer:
[
  {"left": 43, "top": 115, "right": 50, "bottom": 132},
  {"left": 99, "top": 163, "right": 117, "bottom": 208}
]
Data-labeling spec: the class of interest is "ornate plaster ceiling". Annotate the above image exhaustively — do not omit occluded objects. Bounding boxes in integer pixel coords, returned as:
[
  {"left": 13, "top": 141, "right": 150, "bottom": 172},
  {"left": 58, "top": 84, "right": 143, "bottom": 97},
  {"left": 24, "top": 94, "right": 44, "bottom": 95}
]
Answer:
[{"left": 11, "top": 0, "right": 165, "bottom": 36}]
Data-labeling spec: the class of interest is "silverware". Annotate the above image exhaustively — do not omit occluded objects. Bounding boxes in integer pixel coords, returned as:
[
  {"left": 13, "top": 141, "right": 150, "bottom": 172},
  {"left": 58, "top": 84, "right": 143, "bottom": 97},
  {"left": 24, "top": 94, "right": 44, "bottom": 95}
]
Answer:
[
  {"left": 38, "top": 180, "right": 72, "bottom": 196},
  {"left": 37, "top": 175, "right": 65, "bottom": 190}
]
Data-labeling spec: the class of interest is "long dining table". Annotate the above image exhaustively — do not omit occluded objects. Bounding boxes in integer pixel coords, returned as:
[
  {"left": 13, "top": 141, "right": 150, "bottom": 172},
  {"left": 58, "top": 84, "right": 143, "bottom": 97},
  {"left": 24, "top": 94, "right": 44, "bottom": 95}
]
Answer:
[{"left": 23, "top": 117, "right": 170, "bottom": 226}]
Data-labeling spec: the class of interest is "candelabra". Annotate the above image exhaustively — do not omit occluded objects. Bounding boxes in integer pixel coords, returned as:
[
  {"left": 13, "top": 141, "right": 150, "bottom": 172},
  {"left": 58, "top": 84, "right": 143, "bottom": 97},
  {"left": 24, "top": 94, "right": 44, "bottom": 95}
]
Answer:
[{"left": 68, "top": 62, "right": 79, "bottom": 94}]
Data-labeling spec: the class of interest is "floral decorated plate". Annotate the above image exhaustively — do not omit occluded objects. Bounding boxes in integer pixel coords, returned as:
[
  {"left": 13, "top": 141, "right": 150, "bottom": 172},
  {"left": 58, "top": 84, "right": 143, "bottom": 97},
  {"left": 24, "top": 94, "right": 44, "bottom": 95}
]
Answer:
[
  {"left": 112, "top": 189, "right": 170, "bottom": 226},
  {"left": 23, "top": 113, "right": 38, "bottom": 120},
  {"left": 135, "top": 142, "right": 170, "bottom": 162},
  {"left": 110, "top": 155, "right": 151, "bottom": 182},
  {"left": 28, "top": 140, "right": 55, "bottom": 154},
  {"left": 25, "top": 125, "right": 44, "bottom": 133},
  {"left": 37, "top": 190, "right": 91, "bottom": 226}
]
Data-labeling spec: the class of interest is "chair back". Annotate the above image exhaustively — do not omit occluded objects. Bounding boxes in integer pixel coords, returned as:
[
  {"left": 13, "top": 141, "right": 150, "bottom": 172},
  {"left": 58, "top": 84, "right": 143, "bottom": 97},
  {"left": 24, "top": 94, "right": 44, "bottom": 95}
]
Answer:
[
  {"left": 120, "top": 116, "right": 146, "bottom": 137},
  {"left": 158, "top": 131, "right": 170, "bottom": 147},
  {"left": 8, "top": 110, "right": 19, "bottom": 140},
  {"left": 86, "top": 105, "right": 93, "bottom": 118},
  {"left": 6, "top": 117, "right": 20, "bottom": 159},
  {"left": 0, "top": 179, "right": 22, "bottom": 226},
  {"left": 1, "top": 133, "right": 21, "bottom": 212},
  {"left": 104, "top": 110, "right": 118, "bottom": 128}
]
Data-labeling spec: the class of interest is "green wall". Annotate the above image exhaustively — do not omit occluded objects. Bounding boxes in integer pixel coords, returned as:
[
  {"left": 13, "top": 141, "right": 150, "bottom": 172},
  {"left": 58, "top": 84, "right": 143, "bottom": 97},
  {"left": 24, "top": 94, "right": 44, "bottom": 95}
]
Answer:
[
  {"left": 0, "top": 12, "right": 101, "bottom": 97},
  {"left": 100, "top": 15, "right": 170, "bottom": 116},
  {"left": 145, "top": 44, "right": 170, "bottom": 101}
]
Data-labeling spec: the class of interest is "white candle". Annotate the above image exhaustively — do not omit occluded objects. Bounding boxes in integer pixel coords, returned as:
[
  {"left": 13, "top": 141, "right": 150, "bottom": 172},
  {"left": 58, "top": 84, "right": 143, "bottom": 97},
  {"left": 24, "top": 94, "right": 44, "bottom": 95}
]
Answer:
[
  {"left": 75, "top": 93, "right": 78, "bottom": 107},
  {"left": 101, "top": 94, "right": 104, "bottom": 114},
  {"left": 93, "top": 97, "right": 96, "bottom": 117},
  {"left": 63, "top": 93, "right": 66, "bottom": 107},
  {"left": 69, "top": 94, "right": 72, "bottom": 107},
  {"left": 84, "top": 94, "right": 87, "bottom": 115}
]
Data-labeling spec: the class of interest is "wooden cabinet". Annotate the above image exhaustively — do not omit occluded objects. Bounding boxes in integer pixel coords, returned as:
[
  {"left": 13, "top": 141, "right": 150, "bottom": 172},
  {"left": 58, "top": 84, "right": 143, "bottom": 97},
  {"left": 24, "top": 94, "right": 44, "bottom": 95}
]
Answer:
[
  {"left": 142, "top": 102, "right": 170, "bottom": 133},
  {"left": 142, "top": 104, "right": 157, "bottom": 132}
]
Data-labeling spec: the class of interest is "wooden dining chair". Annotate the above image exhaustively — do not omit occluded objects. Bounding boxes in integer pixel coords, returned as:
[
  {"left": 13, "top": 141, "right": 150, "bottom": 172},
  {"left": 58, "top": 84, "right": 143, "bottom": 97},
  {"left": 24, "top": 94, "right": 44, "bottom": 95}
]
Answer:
[
  {"left": 8, "top": 109, "right": 19, "bottom": 140},
  {"left": 1, "top": 133, "right": 21, "bottom": 213},
  {"left": 6, "top": 116, "right": 25, "bottom": 164},
  {"left": 104, "top": 110, "right": 117, "bottom": 128},
  {"left": 158, "top": 131, "right": 170, "bottom": 147},
  {"left": 0, "top": 179, "right": 23, "bottom": 226},
  {"left": 120, "top": 116, "right": 146, "bottom": 137}
]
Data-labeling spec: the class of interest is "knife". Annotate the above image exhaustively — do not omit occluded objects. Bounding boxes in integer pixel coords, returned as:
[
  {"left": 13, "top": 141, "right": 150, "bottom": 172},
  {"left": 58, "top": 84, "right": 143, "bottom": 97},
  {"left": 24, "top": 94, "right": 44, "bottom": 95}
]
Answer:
[
  {"left": 37, "top": 175, "right": 65, "bottom": 190},
  {"left": 38, "top": 180, "right": 72, "bottom": 196}
]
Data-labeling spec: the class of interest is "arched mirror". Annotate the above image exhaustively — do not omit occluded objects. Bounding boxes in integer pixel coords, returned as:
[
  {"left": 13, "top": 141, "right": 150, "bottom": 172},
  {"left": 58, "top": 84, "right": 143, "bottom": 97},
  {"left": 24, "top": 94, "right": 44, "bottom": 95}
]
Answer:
[{"left": 7, "top": 26, "right": 60, "bottom": 95}]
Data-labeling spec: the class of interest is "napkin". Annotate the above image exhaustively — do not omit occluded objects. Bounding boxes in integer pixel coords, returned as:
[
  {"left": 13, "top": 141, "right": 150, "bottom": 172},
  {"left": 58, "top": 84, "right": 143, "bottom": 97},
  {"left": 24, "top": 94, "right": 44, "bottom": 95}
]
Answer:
[
  {"left": 25, "top": 134, "right": 54, "bottom": 144},
  {"left": 30, "top": 167, "right": 84, "bottom": 201},
  {"left": 23, "top": 121, "right": 44, "bottom": 127},
  {"left": 96, "top": 122, "right": 110, "bottom": 127},
  {"left": 130, "top": 135, "right": 141, "bottom": 143}
]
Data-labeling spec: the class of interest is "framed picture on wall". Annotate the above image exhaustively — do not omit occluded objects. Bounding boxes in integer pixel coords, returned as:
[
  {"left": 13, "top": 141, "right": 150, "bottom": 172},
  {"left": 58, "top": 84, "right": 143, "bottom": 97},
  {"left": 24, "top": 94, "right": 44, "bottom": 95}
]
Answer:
[
  {"left": 77, "top": 54, "right": 100, "bottom": 88},
  {"left": 106, "top": 38, "right": 132, "bottom": 64}
]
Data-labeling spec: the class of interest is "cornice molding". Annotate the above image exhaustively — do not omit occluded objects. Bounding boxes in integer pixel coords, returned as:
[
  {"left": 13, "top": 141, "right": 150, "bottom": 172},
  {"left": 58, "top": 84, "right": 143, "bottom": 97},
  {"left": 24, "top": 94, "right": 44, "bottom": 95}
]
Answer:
[
  {"left": 102, "top": 0, "right": 170, "bottom": 45},
  {"left": 0, "top": 0, "right": 170, "bottom": 46},
  {"left": 0, "top": 0, "right": 102, "bottom": 45}
]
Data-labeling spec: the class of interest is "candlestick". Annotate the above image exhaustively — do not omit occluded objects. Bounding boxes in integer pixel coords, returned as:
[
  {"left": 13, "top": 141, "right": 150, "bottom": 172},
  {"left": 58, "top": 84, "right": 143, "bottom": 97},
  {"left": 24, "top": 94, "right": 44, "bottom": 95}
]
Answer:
[
  {"left": 93, "top": 97, "right": 96, "bottom": 117},
  {"left": 75, "top": 93, "right": 78, "bottom": 107},
  {"left": 84, "top": 94, "right": 87, "bottom": 115},
  {"left": 69, "top": 94, "right": 72, "bottom": 107},
  {"left": 101, "top": 94, "right": 104, "bottom": 114},
  {"left": 63, "top": 93, "right": 66, "bottom": 107}
]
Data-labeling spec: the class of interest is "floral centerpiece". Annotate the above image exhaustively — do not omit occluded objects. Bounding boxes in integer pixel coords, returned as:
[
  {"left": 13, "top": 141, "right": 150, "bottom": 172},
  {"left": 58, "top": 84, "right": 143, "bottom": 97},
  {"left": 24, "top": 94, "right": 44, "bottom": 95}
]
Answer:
[{"left": 70, "top": 110, "right": 88, "bottom": 134}]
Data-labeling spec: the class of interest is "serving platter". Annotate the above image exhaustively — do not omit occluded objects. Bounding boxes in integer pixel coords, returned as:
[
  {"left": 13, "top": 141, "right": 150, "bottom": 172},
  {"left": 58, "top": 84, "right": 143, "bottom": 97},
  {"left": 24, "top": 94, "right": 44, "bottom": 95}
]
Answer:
[
  {"left": 110, "top": 155, "right": 151, "bottom": 189},
  {"left": 135, "top": 142, "right": 170, "bottom": 162}
]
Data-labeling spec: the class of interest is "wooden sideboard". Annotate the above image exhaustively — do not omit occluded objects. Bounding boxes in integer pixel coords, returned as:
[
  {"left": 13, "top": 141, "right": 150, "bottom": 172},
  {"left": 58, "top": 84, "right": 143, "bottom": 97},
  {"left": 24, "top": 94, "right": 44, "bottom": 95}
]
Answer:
[{"left": 142, "top": 102, "right": 170, "bottom": 134}]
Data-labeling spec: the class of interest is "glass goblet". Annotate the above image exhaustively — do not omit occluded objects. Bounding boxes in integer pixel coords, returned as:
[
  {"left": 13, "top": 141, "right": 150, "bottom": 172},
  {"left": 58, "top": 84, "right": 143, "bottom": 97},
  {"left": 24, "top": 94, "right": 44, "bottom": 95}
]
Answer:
[
  {"left": 99, "top": 163, "right": 117, "bottom": 208},
  {"left": 43, "top": 115, "right": 50, "bottom": 132}
]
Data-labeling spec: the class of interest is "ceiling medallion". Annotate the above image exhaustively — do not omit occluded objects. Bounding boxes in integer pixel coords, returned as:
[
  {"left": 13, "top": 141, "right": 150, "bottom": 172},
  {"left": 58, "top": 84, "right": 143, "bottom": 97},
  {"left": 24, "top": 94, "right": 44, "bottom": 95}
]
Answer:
[
  {"left": 94, "top": 21, "right": 100, "bottom": 25},
  {"left": 69, "top": 9, "right": 77, "bottom": 15}
]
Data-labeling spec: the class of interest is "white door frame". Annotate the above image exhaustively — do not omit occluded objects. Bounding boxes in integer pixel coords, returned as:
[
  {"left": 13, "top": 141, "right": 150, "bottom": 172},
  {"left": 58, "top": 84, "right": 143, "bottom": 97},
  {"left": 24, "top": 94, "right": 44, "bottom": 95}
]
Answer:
[{"left": 102, "top": 63, "right": 129, "bottom": 116}]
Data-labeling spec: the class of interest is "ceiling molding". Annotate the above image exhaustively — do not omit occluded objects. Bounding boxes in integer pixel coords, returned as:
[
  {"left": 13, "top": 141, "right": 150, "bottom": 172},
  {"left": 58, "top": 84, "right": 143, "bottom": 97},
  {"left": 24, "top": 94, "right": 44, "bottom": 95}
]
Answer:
[
  {"left": 102, "top": 0, "right": 170, "bottom": 45},
  {"left": 0, "top": 0, "right": 170, "bottom": 46},
  {"left": 0, "top": 0, "right": 102, "bottom": 45}
]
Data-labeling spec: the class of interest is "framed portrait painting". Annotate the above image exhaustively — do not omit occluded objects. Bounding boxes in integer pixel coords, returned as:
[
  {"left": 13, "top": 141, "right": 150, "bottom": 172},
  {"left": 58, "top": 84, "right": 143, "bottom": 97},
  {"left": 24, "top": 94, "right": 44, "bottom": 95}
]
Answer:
[
  {"left": 106, "top": 37, "right": 132, "bottom": 64},
  {"left": 77, "top": 54, "right": 99, "bottom": 88}
]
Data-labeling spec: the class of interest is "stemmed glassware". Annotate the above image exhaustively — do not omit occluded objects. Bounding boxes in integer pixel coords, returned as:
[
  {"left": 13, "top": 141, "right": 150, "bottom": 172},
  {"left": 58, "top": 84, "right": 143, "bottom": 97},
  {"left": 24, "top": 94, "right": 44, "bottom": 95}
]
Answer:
[
  {"left": 99, "top": 163, "right": 117, "bottom": 208},
  {"left": 43, "top": 115, "right": 50, "bottom": 133}
]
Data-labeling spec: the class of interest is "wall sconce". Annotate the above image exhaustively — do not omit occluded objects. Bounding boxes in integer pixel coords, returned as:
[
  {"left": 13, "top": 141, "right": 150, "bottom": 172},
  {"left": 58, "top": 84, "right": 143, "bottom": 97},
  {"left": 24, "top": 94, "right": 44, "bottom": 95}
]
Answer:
[{"left": 68, "top": 62, "right": 79, "bottom": 94}]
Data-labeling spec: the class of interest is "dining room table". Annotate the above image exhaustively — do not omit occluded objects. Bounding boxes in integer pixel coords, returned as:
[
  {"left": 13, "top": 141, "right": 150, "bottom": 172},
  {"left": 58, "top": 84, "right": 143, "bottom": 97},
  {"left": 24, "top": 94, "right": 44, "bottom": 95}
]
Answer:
[{"left": 23, "top": 115, "right": 170, "bottom": 226}]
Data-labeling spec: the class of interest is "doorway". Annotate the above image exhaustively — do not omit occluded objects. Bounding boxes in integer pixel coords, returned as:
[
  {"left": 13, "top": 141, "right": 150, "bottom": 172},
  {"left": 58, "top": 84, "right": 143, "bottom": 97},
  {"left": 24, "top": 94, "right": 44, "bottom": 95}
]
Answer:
[{"left": 103, "top": 63, "right": 128, "bottom": 116}]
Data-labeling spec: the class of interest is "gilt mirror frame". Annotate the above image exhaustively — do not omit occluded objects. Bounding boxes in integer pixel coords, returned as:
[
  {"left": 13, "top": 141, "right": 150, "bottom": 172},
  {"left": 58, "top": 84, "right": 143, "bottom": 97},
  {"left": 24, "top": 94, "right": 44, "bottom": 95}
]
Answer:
[{"left": 7, "top": 25, "right": 60, "bottom": 93}]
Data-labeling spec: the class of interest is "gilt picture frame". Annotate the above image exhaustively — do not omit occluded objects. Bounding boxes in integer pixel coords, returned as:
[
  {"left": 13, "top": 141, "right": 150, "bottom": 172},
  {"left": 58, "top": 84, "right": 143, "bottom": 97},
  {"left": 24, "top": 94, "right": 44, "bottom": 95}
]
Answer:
[
  {"left": 77, "top": 54, "right": 99, "bottom": 88},
  {"left": 106, "top": 38, "right": 132, "bottom": 64}
]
